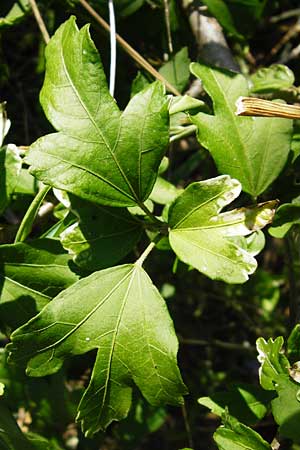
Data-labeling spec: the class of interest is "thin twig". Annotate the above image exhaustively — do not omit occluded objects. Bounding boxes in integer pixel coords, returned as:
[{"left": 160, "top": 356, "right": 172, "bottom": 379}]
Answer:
[
  {"left": 28, "top": 0, "right": 50, "bottom": 44},
  {"left": 181, "top": 403, "right": 194, "bottom": 449},
  {"left": 236, "top": 96, "right": 300, "bottom": 119},
  {"left": 180, "top": 337, "right": 255, "bottom": 352},
  {"left": 108, "top": 0, "right": 117, "bottom": 96},
  {"left": 163, "top": 0, "right": 173, "bottom": 54},
  {"left": 270, "top": 8, "right": 300, "bottom": 23},
  {"left": 78, "top": 0, "right": 181, "bottom": 95},
  {"left": 268, "top": 18, "right": 300, "bottom": 60}
]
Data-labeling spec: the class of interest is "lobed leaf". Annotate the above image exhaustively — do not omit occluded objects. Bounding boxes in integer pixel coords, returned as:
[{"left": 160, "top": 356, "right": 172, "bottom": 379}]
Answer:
[
  {"left": 0, "top": 144, "right": 22, "bottom": 214},
  {"left": 190, "top": 63, "right": 293, "bottom": 197},
  {"left": 26, "top": 17, "right": 169, "bottom": 208},
  {"left": 168, "top": 175, "right": 277, "bottom": 283},
  {"left": 7, "top": 263, "right": 187, "bottom": 435}
]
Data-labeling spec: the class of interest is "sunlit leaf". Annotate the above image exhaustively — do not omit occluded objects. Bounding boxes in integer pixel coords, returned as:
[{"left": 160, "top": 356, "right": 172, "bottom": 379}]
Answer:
[
  {"left": 168, "top": 175, "right": 276, "bottom": 283},
  {"left": 8, "top": 263, "right": 187, "bottom": 435},
  {"left": 190, "top": 63, "right": 293, "bottom": 197},
  {"left": 26, "top": 17, "right": 169, "bottom": 208}
]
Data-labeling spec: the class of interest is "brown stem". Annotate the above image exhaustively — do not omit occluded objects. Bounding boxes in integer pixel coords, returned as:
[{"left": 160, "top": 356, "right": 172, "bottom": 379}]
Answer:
[{"left": 78, "top": 0, "right": 181, "bottom": 96}]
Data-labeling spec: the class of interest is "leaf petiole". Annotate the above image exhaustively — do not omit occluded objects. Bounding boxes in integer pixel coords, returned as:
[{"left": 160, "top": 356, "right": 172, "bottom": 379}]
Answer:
[{"left": 135, "top": 233, "right": 164, "bottom": 267}]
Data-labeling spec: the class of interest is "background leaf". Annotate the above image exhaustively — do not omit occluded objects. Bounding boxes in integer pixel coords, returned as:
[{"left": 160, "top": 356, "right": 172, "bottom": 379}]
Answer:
[
  {"left": 190, "top": 63, "right": 293, "bottom": 197},
  {"left": 250, "top": 64, "right": 295, "bottom": 94},
  {"left": 26, "top": 17, "right": 169, "bottom": 208},
  {"left": 8, "top": 263, "right": 187, "bottom": 435},
  {"left": 159, "top": 47, "right": 191, "bottom": 93}
]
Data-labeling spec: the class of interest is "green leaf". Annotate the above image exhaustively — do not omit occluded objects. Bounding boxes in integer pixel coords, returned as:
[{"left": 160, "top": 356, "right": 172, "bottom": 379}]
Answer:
[
  {"left": 214, "top": 415, "right": 272, "bottom": 450},
  {"left": 288, "top": 324, "right": 300, "bottom": 362},
  {"left": 201, "top": 0, "right": 243, "bottom": 39},
  {"left": 0, "top": 239, "right": 80, "bottom": 333},
  {"left": 26, "top": 17, "right": 169, "bottom": 208},
  {"left": 199, "top": 383, "right": 274, "bottom": 425},
  {"left": 190, "top": 63, "right": 293, "bottom": 197},
  {"left": 159, "top": 47, "right": 191, "bottom": 93},
  {"left": 7, "top": 263, "right": 187, "bottom": 435},
  {"left": 256, "top": 337, "right": 290, "bottom": 390},
  {"left": 257, "top": 336, "right": 300, "bottom": 442},
  {"left": 0, "top": 144, "right": 22, "bottom": 213},
  {"left": 268, "top": 201, "right": 300, "bottom": 238},
  {"left": 168, "top": 175, "right": 276, "bottom": 283},
  {"left": 0, "top": 0, "right": 30, "bottom": 28},
  {"left": 150, "top": 177, "right": 182, "bottom": 205},
  {"left": 60, "top": 195, "right": 143, "bottom": 270},
  {"left": 271, "top": 376, "right": 300, "bottom": 442},
  {"left": 250, "top": 65, "right": 295, "bottom": 94}
]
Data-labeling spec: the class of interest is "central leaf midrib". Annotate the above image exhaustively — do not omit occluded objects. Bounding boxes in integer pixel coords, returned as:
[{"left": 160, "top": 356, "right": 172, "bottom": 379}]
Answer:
[
  {"left": 60, "top": 30, "right": 140, "bottom": 204},
  {"left": 35, "top": 267, "right": 134, "bottom": 353},
  {"left": 172, "top": 185, "right": 236, "bottom": 229},
  {"left": 96, "top": 266, "right": 137, "bottom": 423}
]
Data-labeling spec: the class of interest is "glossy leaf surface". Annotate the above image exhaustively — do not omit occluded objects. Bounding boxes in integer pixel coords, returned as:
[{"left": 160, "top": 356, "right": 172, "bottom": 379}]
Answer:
[
  {"left": 169, "top": 175, "right": 276, "bottom": 283},
  {"left": 190, "top": 63, "right": 292, "bottom": 197},
  {"left": 60, "top": 196, "right": 143, "bottom": 270},
  {"left": 26, "top": 17, "right": 169, "bottom": 207},
  {"left": 8, "top": 264, "right": 187, "bottom": 435}
]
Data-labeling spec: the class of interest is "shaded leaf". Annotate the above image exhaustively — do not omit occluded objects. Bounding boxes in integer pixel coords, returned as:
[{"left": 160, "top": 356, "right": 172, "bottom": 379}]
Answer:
[
  {"left": 0, "top": 0, "right": 30, "bottom": 28},
  {"left": 0, "top": 404, "right": 33, "bottom": 450},
  {"left": 0, "top": 144, "right": 22, "bottom": 213},
  {"left": 159, "top": 47, "right": 190, "bottom": 93},
  {"left": 8, "top": 264, "right": 187, "bottom": 435},
  {"left": 214, "top": 415, "right": 271, "bottom": 450},
  {"left": 271, "top": 376, "right": 300, "bottom": 442},
  {"left": 199, "top": 383, "right": 274, "bottom": 425},
  {"left": 268, "top": 201, "right": 300, "bottom": 238},
  {"left": 250, "top": 64, "right": 295, "bottom": 94},
  {"left": 60, "top": 196, "right": 143, "bottom": 271},
  {"left": 168, "top": 175, "right": 276, "bottom": 283},
  {"left": 190, "top": 63, "right": 292, "bottom": 197},
  {"left": 0, "top": 239, "right": 80, "bottom": 333},
  {"left": 26, "top": 17, "right": 169, "bottom": 208}
]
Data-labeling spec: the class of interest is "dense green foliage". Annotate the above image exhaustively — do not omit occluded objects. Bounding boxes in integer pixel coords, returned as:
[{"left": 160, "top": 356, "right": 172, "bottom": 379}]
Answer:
[{"left": 1, "top": 1, "right": 300, "bottom": 449}]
